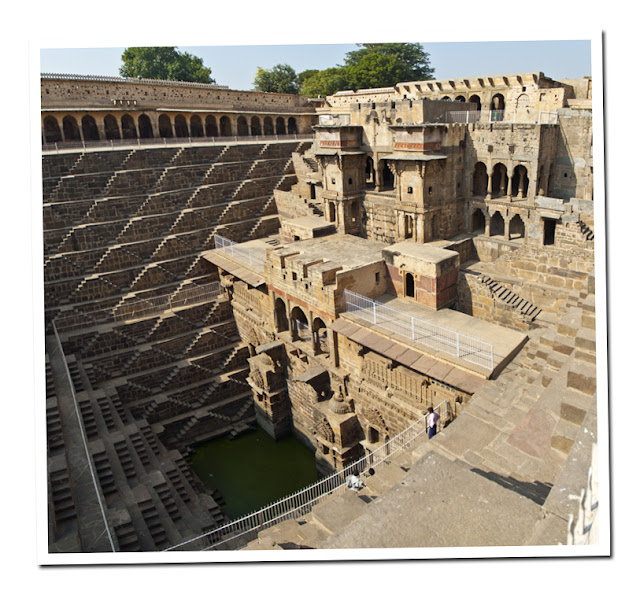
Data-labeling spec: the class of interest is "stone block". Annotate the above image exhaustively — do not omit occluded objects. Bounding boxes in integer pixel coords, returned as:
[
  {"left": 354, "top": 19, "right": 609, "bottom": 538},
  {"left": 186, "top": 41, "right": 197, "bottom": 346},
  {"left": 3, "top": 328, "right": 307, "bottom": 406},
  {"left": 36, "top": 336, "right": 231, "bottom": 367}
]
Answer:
[
  {"left": 560, "top": 402, "right": 587, "bottom": 426},
  {"left": 566, "top": 361, "right": 597, "bottom": 396}
]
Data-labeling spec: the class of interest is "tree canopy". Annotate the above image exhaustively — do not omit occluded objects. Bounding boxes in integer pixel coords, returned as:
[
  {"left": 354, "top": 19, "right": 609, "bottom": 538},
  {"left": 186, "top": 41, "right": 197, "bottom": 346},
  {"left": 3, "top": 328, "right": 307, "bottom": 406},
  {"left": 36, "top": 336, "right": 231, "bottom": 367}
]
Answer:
[
  {"left": 119, "top": 47, "right": 214, "bottom": 84},
  {"left": 256, "top": 43, "right": 435, "bottom": 98},
  {"left": 253, "top": 64, "right": 300, "bottom": 94}
]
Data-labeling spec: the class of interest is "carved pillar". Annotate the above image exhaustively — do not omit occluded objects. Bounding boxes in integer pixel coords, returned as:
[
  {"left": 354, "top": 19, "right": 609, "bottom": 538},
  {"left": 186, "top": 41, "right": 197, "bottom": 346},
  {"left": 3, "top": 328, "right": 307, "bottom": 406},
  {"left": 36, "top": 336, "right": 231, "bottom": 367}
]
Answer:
[
  {"left": 416, "top": 213, "right": 425, "bottom": 243},
  {"left": 486, "top": 166, "right": 493, "bottom": 200}
]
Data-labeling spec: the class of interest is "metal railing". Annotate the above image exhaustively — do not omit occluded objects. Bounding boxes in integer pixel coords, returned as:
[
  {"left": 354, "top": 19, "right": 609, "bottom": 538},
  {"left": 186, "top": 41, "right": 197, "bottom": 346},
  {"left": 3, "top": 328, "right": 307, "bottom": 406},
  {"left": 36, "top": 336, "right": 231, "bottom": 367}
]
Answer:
[
  {"left": 164, "top": 406, "right": 439, "bottom": 551},
  {"left": 343, "top": 289, "right": 494, "bottom": 370},
  {"left": 213, "top": 234, "right": 266, "bottom": 269},
  {"left": 42, "top": 133, "right": 313, "bottom": 153},
  {"left": 53, "top": 281, "right": 223, "bottom": 331},
  {"left": 444, "top": 109, "right": 558, "bottom": 125}
]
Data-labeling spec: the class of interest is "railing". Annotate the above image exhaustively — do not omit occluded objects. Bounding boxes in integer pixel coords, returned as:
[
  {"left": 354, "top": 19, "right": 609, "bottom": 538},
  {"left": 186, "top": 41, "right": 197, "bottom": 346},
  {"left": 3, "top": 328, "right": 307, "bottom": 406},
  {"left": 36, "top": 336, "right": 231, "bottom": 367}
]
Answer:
[
  {"left": 164, "top": 406, "right": 439, "bottom": 551},
  {"left": 42, "top": 133, "right": 314, "bottom": 153},
  {"left": 53, "top": 281, "right": 223, "bottom": 331},
  {"left": 343, "top": 289, "right": 494, "bottom": 370},
  {"left": 213, "top": 234, "right": 266, "bottom": 269},
  {"left": 444, "top": 109, "right": 558, "bottom": 125}
]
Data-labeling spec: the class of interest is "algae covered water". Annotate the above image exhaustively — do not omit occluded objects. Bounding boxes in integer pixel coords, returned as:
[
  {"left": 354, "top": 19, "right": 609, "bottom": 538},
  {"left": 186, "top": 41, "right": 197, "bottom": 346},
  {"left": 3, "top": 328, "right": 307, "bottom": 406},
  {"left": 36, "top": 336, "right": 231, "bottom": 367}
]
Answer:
[{"left": 189, "top": 426, "right": 319, "bottom": 520}]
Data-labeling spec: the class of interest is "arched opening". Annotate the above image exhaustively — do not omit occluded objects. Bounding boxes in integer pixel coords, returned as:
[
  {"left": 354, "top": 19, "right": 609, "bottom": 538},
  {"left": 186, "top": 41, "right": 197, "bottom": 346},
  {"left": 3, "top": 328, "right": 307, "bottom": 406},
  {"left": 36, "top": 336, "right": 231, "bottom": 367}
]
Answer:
[
  {"left": 381, "top": 161, "right": 394, "bottom": 191},
  {"left": 509, "top": 214, "right": 525, "bottom": 240},
  {"left": 328, "top": 202, "right": 336, "bottom": 222},
  {"left": 237, "top": 116, "right": 249, "bottom": 136},
  {"left": 312, "top": 318, "right": 329, "bottom": 356},
  {"left": 104, "top": 114, "right": 121, "bottom": 140},
  {"left": 469, "top": 95, "right": 481, "bottom": 111},
  {"left": 62, "top": 116, "right": 80, "bottom": 141},
  {"left": 455, "top": 95, "right": 466, "bottom": 102},
  {"left": 190, "top": 115, "right": 204, "bottom": 137},
  {"left": 473, "top": 162, "right": 488, "bottom": 196},
  {"left": 290, "top": 307, "right": 310, "bottom": 342},
  {"left": 471, "top": 208, "right": 486, "bottom": 233},
  {"left": 405, "top": 272, "right": 415, "bottom": 298},
  {"left": 274, "top": 298, "right": 289, "bottom": 332},
  {"left": 81, "top": 115, "right": 100, "bottom": 141},
  {"left": 121, "top": 114, "right": 137, "bottom": 139},
  {"left": 512, "top": 165, "right": 529, "bottom": 199},
  {"left": 490, "top": 93, "right": 505, "bottom": 121},
  {"left": 365, "top": 157, "right": 376, "bottom": 188},
  {"left": 174, "top": 115, "right": 189, "bottom": 137},
  {"left": 275, "top": 117, "right": 286, "bottom": 135},
  {"left": 43, "top": 116, "right": 62, "bottom": 143},
  {"left": 404, "top": 214, "right": 413, "bottom": 239},
  {"left": 263, "top": 116, "right": 274, "bottom": 135},
  {"left": 516, "top": 94, "right": 530, "bottom": 110},
  {"left": 490, "top": 212, "right": 505, "bottom": 236},
  {"left": 220, "top": 116, "right": 232, "bottom": 137},
  {"left": 158, "top": 114, "right": 173, "bottom": 138},
  {"left": 250, "top": 116, "right": 261, "bottom": 136},
  {"left": 491, "top": 163, "right": 508, "bottom": 198},
  {"left": 287, "top": 117, "right": 297, "bottom": 134},
  {"left": 441, "top": 96, "right": 451, "bottom": 101},
  {"left": 205, "top": 115, "right": 218, "bottom": 137},
  {"left": 138, "top": 114, "right": 154, "bottom": 139}
]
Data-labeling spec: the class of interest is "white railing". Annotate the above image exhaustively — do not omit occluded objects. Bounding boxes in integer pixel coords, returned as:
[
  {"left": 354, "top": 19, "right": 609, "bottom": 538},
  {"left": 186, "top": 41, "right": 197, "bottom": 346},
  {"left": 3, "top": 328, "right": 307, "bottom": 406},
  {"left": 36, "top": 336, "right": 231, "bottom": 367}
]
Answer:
[
  {"left": 53, "top": 281, "right": 223, "bottom": 331},
  {"left": 164, "top": 407, "right": 439, "bottom": 552},
  {"left": 343, "top": 289, "right": 494, "bottom": 370},
  {"left": 41, "top": 133, "right": 313, "bottom": 153},
  {"left": 213, "top": 234, "right": 266, "bottom": 269},
  {"left": 444, "top": 109, "right": 558, "bottom": 125}
]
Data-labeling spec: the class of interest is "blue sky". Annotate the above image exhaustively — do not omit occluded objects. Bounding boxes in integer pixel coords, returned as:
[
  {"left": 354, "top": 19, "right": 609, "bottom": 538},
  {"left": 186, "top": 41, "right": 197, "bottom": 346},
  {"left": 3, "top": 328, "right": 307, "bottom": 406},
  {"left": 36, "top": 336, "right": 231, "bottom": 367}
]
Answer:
[{"left": 39, "top": 40, "right": 591, "bottom": 92}]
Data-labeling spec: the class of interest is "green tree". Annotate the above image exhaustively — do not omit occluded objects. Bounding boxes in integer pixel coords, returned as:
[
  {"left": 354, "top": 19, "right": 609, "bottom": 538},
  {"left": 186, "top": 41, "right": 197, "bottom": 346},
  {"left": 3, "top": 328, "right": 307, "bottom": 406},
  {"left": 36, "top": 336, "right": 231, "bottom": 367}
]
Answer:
[
  {"left": 346, "top": 53, "right": 407, "bottom": 90},
  {"left": 119, "top": 47, "right": 214, "bottom": 83},
  {"left": 299, "top": 67, "right": 350, "bottom": 98},
  {"left": 253, "top": 64, "right": 300, "bottom": 94},
  {"left": 344, "top": 43, "right": 435, "bottom": 82}
]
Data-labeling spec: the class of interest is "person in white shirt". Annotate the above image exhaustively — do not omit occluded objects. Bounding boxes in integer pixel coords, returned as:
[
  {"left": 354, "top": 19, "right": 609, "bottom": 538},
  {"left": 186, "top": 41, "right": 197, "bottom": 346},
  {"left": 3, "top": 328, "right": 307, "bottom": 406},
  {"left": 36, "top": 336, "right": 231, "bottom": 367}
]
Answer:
[
  {"left": 427, "top": 407, "right": 440, "bottom": 439},
  {"left": 346, "top": 470, "right": 364, "bottom": 491}
]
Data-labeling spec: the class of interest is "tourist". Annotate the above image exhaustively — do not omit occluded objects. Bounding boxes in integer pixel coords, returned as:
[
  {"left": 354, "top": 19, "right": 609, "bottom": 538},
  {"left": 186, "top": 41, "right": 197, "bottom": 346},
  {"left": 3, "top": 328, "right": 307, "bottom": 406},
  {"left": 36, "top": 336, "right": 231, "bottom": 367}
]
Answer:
[
  {"left": 427, "top": 407, "right": 440, "bottom": 439},
  {"left": 346, "top": 470, "right": 365, "bottom": 491}
]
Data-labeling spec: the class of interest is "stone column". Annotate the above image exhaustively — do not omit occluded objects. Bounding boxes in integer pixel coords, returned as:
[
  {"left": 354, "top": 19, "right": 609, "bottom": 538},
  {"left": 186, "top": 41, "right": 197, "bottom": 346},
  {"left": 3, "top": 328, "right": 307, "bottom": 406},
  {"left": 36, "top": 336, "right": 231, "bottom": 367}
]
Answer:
[
  {"left": 486, "top": 166, "right": 493, "bottom": 200},
  {"left": 499, "top": 168, "right": 507, "bottom": 196},
  {"left": 416, "top": 213, "right": 425, "bottom": 243},
  {"left": 517, "top": 170, "right": 525, "bottom": 199},
  {"left": 504, "top": 216, "right": 511, "bottom": 241},
  {"left": 507, "top": 171, "right": 513, "bottom": 200},
  {"left": 484, "top": 213, "right": 491, "bottom": 237}
]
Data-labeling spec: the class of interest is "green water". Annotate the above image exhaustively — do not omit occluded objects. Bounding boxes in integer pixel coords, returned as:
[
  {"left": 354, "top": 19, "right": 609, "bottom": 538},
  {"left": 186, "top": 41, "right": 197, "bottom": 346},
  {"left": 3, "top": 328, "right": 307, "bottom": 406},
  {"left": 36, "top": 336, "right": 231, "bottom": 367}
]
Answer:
[{"left": 189, "top": 427, "right": 319, "bottom": 520}]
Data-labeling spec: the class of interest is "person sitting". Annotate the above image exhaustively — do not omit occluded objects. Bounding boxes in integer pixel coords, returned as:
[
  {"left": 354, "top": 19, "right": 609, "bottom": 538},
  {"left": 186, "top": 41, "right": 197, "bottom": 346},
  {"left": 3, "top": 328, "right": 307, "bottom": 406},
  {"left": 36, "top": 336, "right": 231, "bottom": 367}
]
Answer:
[{"left": 346, "top": 470, "right": 365, "bottom": 491}]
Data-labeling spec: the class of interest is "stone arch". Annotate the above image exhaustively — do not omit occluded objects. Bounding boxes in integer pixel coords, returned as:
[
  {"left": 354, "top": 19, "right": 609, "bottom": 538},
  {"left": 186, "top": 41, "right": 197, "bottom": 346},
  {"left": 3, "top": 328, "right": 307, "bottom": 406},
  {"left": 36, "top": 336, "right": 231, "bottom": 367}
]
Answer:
[
  {"left": 104, "top": 114, "right": 121, "bottom": 140},
  {"left": 263, "top": 116, "right": 274, "bottom": 135},
  {"left": 381, "top": 161, "right": 394, "bottom": 190},
  {"left": 405, "top": 272, "right": 415, "bottom": 298},
  {"left": 441, "top": 96, "right": 452, "bottom": 101},
  {"left": 174, "top": 114, "right": 189, "bottom": 137},
  {"left": 81, "top": 115, "right": 100, "bottom": 141},
  {"left": 509, "top": 214, "right": 525, "bottom": 240},
  {"left": 361, "top": 407, "right": 389, "bottom": 442},
  {"left": 473, "top": 162, "right": 488, "bottom": 196},
  {"left": 491, "top": 162, "right": 509, "bottom": 198},
  {"left": 274, "top": 297, "right": 288, "bottom": 332},
  {"left": 287, "top": 117, "right": 297, "bottom": 134},
  {"left": 512, "top": 164, "right": 530, "bottom": 199},
  {"left": 455, "top": 95, "right": 466, "bottom": 102},
  {"left": 490, "top": 93, "right": 505, "bottom": 121},
  {"left": 220, "top": 115, "right": 232, "bottom": 137},
  {"left": 158, "top": 114, "right": 173, "bottom": 138},
  {"left": 469, "top": 94, "right": 481, "bottom": 111},
  {"left": 365, "top": 156, "right": 376, "bottom": 187},
  {"left": 250, "top": 116, "right": 261, "bottom": 136},
  {"left": 205, "top": 115, "right": 218, "bottom": 137},
  {"left": 237, "top": 116, "right": 249, "bottom": 136},
  {"left": 190, "top": 115, "right": 204, "bottom": 137},
  {"left": 62, "top": 115, "right": 81, "bottom": 141},
  {"left": 471, "top": 208, "right": 486, "bottom": 233},
  {"left": 314, "top": 417, "right": 334, "bottom": 443},
  {"left": 290, "top": 306, "right": 310, "bottom": 342},
  {"left": 312, "top": 317, "right": 329, "bottom": 355},
  {"left": 138, "top": 114, "right": 154, "bottom": 139},
  {"left": 275, "top": 117, "right": 286, "bottom": 135},
  {"left": 43, "top": 116, "right": 62, "bottom": 143},
  {"left": 490, "top": 211, "right": 505, "bottom": 236},
  {"left": 121, "top": 114, "right": 137, "bottom": 139},
  {"left": 516, "top": 93, "right": 530, "bottom": 109}
]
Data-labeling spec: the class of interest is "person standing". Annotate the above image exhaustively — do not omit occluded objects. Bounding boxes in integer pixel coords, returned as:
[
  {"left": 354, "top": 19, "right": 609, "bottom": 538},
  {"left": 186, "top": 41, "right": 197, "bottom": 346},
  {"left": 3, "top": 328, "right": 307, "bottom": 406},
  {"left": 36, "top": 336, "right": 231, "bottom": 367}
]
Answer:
[{"left": 427, "top": 407, "right": 440, "bottom": 439}]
